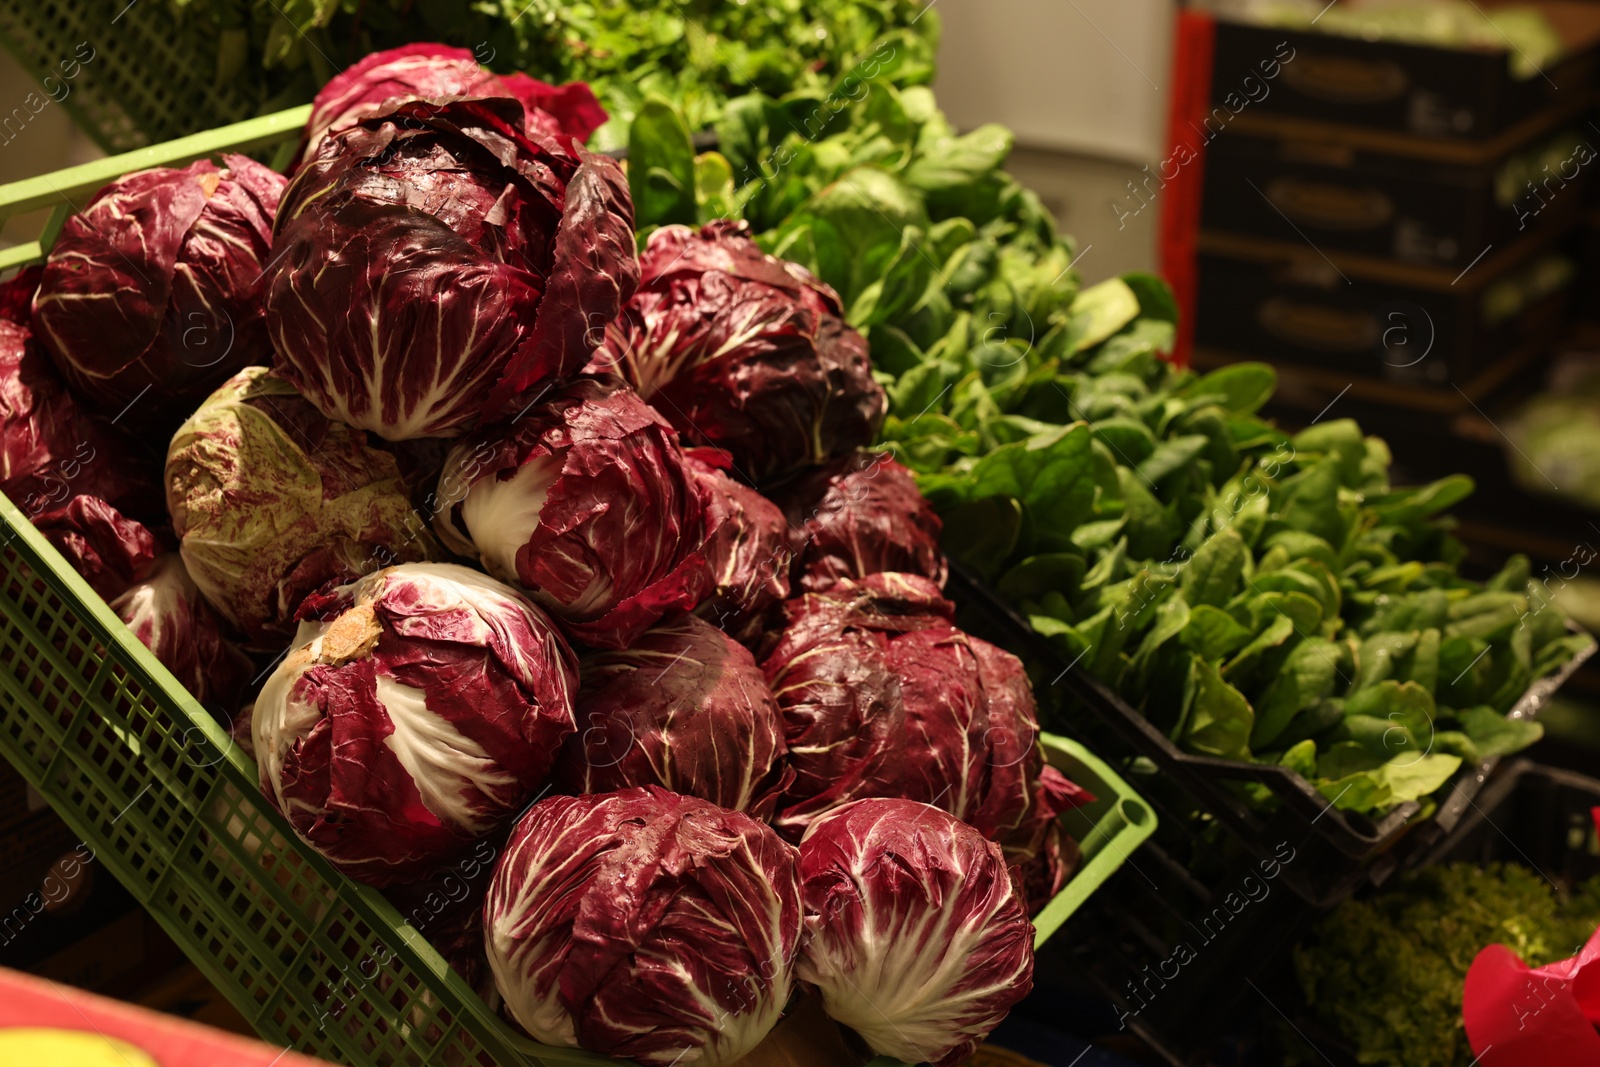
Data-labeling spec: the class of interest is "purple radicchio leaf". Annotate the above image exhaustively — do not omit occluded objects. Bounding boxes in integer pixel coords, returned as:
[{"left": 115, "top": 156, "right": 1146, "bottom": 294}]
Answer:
[
  {"left": 299, "top": 43, "right": 607, "bottom": 167},
  {"left": 683, "top": 448, "right": 792, "bottom": 644},
  {"left": 34, "top": 493, "right": 162, "bottom": 602},
  {"left": 0, "top": 303, "right": 160, "bottom": 523},
  {"left": 110, "top": 552, "right": 254, "bottom": 714}
]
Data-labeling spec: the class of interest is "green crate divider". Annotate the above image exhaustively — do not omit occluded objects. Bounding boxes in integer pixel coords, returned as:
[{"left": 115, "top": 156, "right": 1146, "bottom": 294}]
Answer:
[
  {"left": 0, "top": 107, "right": 1158, "bottom": 1067},
  {"left": 0, "top": 1, "right": 262, "bottom": 154},
  {"left": 1034, "top": 731, "right": 1157, "bottom": 946}
]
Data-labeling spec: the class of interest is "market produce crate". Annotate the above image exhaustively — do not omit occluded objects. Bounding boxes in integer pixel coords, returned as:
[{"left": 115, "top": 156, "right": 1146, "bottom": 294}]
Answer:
[
  {"left": 1192, "top": 335, "right": 1554, "bottom": 419},
  {"left": 1208, "top": 6, "right": 1600, "bottom": 140},
  {"left": 1194, "top": 226, "right": 1575, "bottom": 386},
  {"left": 0, "top": 107, "right": 1157, "bottom": 1067},
  {"left": 946, "top": 565, "right": 1595, "bottom": 911},
  {"left": 1200, "top": 97, "right": 1594, "bottom": 271}
]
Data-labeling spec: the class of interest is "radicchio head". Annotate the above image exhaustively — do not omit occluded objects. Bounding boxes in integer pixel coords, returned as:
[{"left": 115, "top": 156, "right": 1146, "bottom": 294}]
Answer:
[
  {"left": 762, "top": 574, "right": 1086, "bottom": 882},
  {"left": 597, "top": 220, "right": 883, "bottom": 484},
  {"left": 485, "top": 787, "right": 801, "bottom": 1065},
  {"left": 797, "top": 798, "right": 1034, "bottom": 1066},
  {"left": 33, "top": 155, "right": 285, "bottom": 436},
  {"left": 253, "top": 562, "right": 578, "bottom": 886},
  {"left": 165, "top": 367, "right": 438, "bottom": 647},
  {"left": 433, "top": 376, "right": 714, "bottom": 649},
  {"left": 553, "top": 614, "right": 790, "bottom": 815},
  {"left": 266, "top": 98, "right": 636, "bottom": 441},
  {"left": 774, "top": 449, "right": 946, "bottom": 593}
]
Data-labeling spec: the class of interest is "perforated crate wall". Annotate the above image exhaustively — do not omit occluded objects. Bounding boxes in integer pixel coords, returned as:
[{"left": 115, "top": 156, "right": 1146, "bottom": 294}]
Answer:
[{"left": 0, "top": 0, "right": 262, "bottom": 153}]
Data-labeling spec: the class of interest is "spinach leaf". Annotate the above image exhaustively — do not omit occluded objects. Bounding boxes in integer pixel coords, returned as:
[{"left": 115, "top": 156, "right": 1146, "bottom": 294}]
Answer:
[
  {"left": 1181, "top": 604, "right": 1254, "bottom": 662},
  {"left": 1180, "top": 528, "right": 1247, "bottom": 608},
  {"left": 628, "top": 99, "right": 698, "bottom": 228},
  {"left": 1252, "top": 637, "right": 1341, "bottom": 749},
  {"left": 1183, "top": 656, "right": 1255, "bottom": 761}
]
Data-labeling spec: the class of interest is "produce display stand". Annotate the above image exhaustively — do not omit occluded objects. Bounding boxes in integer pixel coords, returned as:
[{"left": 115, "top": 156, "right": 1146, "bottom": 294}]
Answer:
[{"left": 0, "top": 108, "right": 1159, "bottom": 1067}]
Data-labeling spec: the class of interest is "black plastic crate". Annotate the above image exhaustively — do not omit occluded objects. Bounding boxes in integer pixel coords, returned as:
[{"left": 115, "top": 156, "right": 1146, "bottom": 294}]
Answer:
[
  {"left": 945, "top": 565, "right": 1594, "bottom": 912},
  {"left": 1193, "top": 226, "right": 1576, "bottom": 386},
  {"left": 1200, "top": 109, "right": 1593, "bottom": 270},
  {"left": 1209, "top": 13, "right": 1600, "bottom": 141}
]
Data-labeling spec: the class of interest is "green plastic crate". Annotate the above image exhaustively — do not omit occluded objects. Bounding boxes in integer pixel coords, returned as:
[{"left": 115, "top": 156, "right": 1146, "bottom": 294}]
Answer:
[
  {"left": 0, "top": 108, "right": 1156, "bottom": 1067},
  {"left": 1034, "top": 732, "right": 1156, "bottom": 947},
  {"left": 0, "top": 1, "right": 263, "bottom": 154}
]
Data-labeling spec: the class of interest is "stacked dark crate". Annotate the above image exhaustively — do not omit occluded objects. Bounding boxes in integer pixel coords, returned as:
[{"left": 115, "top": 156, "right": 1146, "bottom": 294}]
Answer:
[{"left": 1194, "top": 8, "right": 1600, "bottom": 399}]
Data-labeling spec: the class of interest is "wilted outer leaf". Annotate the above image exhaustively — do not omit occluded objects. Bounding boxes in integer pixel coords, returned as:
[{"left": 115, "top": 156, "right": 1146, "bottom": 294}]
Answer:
[
  {"left": 110, "top": 553, "right": 253, "bottom": 713},
  {"left": 267, "top": 98, "right": 637, "bottom": 441},
  {"left": 34, "top": 155, "right": 284, "bottom": 436},
  {"left": 599, "top": 219, "right": 884, "bottom": 484},
  {"left": 434, "top": 376, "right": 714, "bottom": 649},
  {"left": 797, "top": 798, "right": 1034, "bottom": 1067},
  {"left": 553, "top": 614, "right": 791, "bottom": 815},
  {"left": 254, "top": 563, "right": 578, "bottom": 886},
  {"left": 485, "top": 787, "right": 802, "bottom": 1066},
  {"left": 165, "top": 367, "right": 438, "bottom": 646},
  {"left": 774, "top": 449, "right": 946, "bottom": 593}
]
